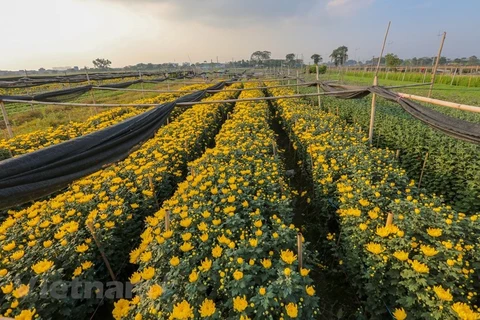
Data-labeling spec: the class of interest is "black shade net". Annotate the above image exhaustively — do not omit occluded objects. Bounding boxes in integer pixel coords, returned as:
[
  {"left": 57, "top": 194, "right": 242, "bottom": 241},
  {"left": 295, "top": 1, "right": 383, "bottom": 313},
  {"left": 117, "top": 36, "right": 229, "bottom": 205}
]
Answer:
[
  {"left": 0, "top": 71, "right": 196, "bottom": 88},
  {"left": 0, "top": 81, "right": 227, "bottom": 209},
  {"left": 0, "top": 76, "right": 196, "bottom": 103},
  {"left": 319, "top": 82, "right": 480, "bottom": 144},
  {"left": 0, "top": 85, "right": 93, "bottom": 103}
]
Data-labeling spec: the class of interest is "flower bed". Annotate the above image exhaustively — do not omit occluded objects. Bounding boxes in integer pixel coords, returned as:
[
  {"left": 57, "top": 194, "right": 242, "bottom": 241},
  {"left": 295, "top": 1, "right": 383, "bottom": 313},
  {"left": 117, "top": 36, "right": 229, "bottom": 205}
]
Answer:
[
  {"left": 267, "top": 85, "right": 479, "bottom": 319},
  {"left": 114, "top": 85, "right": 319, "bottom": 319},
  {"left": 0, "top": 84, "right": 239, "bottom": 319}
]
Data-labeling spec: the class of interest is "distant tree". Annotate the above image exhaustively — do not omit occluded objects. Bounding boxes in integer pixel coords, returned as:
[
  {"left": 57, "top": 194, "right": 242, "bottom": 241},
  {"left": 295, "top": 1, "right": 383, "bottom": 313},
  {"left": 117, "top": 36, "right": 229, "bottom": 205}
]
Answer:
[
  {"left": 439, "top": 56, "right": 448, "bottom": 65},
  {"left": 250, "top": 51, "right": 272, "bottom": 65},
  {"left": 38, "top": 68, "right": 46, "bottom": 72},
  {"left": 385, "top": 53, "right": 401, "bottom": 68},
  {"left": 92, "top": 58, "right": 112, "bottom": 69},
  {"left": 285, "top": 53, "right": 296, "bottom": 67},
  {"left": 330, "top": 46, "right": 348, "bottom": 66},
  {"left": 311, "top": 54, "right": 322, "bottom": 65},
  {"left": 468, "top": 55, "right": 479, "bottom": 65}
]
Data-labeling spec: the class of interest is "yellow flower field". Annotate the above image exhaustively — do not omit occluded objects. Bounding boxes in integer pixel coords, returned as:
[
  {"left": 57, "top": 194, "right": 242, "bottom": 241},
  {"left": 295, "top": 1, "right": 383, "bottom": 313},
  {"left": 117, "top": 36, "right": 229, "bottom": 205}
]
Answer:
[
  {"left": 0, "top": 84, "right": 240, "bottom": 319},
  {"left": 267, "top": 84, "right": 479, "bottom": 320},
  {"left": 113, "top": 83, "right": 319, "bottom": 319}
]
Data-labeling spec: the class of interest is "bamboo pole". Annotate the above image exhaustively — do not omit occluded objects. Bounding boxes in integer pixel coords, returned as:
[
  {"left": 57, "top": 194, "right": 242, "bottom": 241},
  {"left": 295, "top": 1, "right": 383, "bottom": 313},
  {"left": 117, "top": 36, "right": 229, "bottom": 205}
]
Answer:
[
  {"left": 165, "top": 210, "right": 170, "bottom": 231},
  {"left": 369, "top": 21, "right": 391, "bottom": 145},
  {"left": 85, "top": 68, "right": 98, "bottom": 113},
  {"left": 296, "top": 70, "right": 299, "bottom": 94},
  {"left": 402, "top": 66, "right": 407, "bottom": 81},
  {"left": 428, "top": 32, "right": 446, "bottom": 98},
  {"left": 450, "top": 68, "right": 457, "bottom": 86},
  {"left": 139, "top": 70, "right": 145, "bottom": 98},
  {"left": 0, "top": 101, "right": 13, "bottom": 138},
  {"left": 316, "top": 65, "right": 321, "bottom": 108},
  {"left": 397, "top": 93, "right": 480, "bottom": 113},
  {"left": 86, "top": 222, "right": 116, "bottom": 281},
  {"left": 368, "top": 75, "right": 379, "bottom": 145},
  {"left": 418, "top": 152, "right": 429, "bottom": 188},
  {"left": 386, "top": 213, "right": 394, "bottom": 227},
  {"left": 297, "top": 232, "right": 303, "bottom": 271}
]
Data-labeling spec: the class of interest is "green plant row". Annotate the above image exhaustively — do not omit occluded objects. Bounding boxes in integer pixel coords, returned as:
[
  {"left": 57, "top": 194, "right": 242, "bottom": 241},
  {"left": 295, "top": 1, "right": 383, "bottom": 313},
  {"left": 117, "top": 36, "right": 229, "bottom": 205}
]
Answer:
[
  {"left": 267, "top": 85, "right": 479, "bottom": 319},
  {"left": 321, "top": 96, "right": 480, "bottom": 213},
  {"left": 0, "top": 85, "right": 240, "bottom": 319},
  {"left": 114, "top": 85, "right": 319, "bottom": 319}
]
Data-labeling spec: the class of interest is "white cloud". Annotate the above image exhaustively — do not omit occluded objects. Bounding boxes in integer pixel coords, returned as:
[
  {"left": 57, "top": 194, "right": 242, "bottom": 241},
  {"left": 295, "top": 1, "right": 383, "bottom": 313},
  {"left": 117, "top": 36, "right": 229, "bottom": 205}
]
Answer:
[{"left": 326, "top": 0, "right": 374, "bottom": 16}]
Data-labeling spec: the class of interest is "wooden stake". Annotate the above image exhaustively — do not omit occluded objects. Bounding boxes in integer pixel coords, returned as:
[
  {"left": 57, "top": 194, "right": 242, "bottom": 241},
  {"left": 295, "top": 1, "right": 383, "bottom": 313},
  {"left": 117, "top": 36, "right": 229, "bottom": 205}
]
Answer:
[
  {"left": 418, "top": 152, "right": 429, "bottom": 188},
  {"left": 395, "top": 149, "right": 400, "bottom": 159},
  {"left": 296, "top": 70, "right": 299, "bottom": 94},
  {"left": 165, "top": 210, "right": 170, "bottom": 231},
  {"left": 147, "top": 175, "right": 159, "bottom": 209},
  {"left": 316, "top": 65, "right": 321, "bottom": 109},
  {"left": 428, "top": 32, "right": 446, "bottom": 97},
  {"left": 368, "top": 75, "right": 378, "bottom": 145},
  {"left": 297, "top": 232, "right": 303, "bottom": 271},
  {"left": 0, "top": 101, "right": 13, "bottom": 139},
  {"left": 86, "top": 222, "right": 116, "bottom": 281},
  {"left": 369, "top": 21, "right": 391, "bottom": 145},
  {"left": 85, "top": 68, "right": 98, "bottom": 113},
  {"left": 450, "top": 68, "right": 457, "bottom": 86},
  {"left": 385, "top": 213, "right": 394, "bottom": 227},
  {"left": 139, "top": 70, "right": 145, "bottom": 98}
]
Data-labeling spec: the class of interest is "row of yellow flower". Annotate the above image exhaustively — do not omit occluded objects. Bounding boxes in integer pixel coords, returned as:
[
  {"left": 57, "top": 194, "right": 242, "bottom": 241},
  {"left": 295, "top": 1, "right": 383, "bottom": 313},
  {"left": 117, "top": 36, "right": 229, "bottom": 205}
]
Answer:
[
  {"left": 267, "top": 84, "right": 479, "bottom": 320},
  {"left": 112, "top": 84, "right": 319, "bottom": 319},
  {"left": 0, "top": 84, "right": 241, "bottom": 319},
  {"left": 0, "top": 83, "right": 209, "bottom": 160}
]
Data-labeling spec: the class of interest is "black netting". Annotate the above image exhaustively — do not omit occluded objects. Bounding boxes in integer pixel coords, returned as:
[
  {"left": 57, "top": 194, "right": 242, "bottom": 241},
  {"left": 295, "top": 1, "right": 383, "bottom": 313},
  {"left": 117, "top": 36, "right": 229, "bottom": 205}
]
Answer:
[
  {"left": 97, "top": 80, "right": 142, "bottom": 89},
  {"left": 0, "top": 76, "right": 192, "bottom": 103},
  {"left": 0, "top": 72, "right": 196, "bottom": 88},
  {"left": 0, "top": 85, "right": 93, "bottom": 102},
  {"left": 0, "top": 81, "right": 227, "bottom": 209},
  {"left": 319, "top": 82, "right": 480, "bottom": 144}
]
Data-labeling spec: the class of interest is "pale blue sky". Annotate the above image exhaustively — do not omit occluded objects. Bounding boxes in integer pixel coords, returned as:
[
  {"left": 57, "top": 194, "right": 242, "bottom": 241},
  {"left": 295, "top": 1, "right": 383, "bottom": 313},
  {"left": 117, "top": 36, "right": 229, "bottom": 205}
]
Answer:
[{"left": 1, "top": 0, "right": 478, "bottom": 70}]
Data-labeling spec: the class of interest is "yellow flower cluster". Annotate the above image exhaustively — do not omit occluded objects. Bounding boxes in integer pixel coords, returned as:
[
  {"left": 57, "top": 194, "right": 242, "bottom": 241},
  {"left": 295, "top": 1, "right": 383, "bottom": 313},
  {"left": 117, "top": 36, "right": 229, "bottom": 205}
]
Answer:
[
  {"left": 0, "top": 84, "right": 241, "bottom": 318},
  {"left": 115, "top": 84, "right": 319, "bottom": 319},
  {"left": 0, "top": 84, "right": 208, "bottom": 160},
  {"left": 267, "top": 83, "right": 479, "bottom": 319}
]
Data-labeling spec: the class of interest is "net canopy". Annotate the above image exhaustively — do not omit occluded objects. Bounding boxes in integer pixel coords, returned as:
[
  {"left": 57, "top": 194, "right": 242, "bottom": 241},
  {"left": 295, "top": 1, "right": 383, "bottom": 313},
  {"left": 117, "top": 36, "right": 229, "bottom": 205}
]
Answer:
[
  {"left": 0, "top": 81, "right": 227, "bottom": 209},
  {"left": 319, "top": 82, "right": 480, "bottom": 144}
]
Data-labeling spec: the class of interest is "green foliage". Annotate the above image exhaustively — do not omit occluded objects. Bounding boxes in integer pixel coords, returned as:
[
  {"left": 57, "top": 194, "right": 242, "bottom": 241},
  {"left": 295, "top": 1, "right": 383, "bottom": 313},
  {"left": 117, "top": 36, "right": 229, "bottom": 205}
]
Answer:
[
  {"left": 308, "top": 65, "right": 327, "bottom": 74},
  {"left": 385, "top": 53, "right": 402, "bottom": 68},
  {"left": 92, "top": 58, "right": 112, "bottom": 69},
  {"left": 311, "top": 54, "right": 322, "bottom": 65},
  {"left": 322, "top": 96, "right": 480, "bottom": 213},
  {"left": 250, "top": 51, "right": 271, "bottom": 64},
  {"left": 330, "top": 46, "right": 348, "bottom": 66}
]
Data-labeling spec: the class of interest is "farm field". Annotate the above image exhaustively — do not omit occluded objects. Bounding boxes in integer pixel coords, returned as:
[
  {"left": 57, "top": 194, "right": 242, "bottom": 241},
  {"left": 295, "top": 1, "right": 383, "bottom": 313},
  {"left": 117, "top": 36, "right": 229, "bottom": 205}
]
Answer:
[
  {"left": 0, "top": 76, "right": 478, "bottom": 320},
  {"left": 2, "top": 3, "right": 480, "bottom": 317}
]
